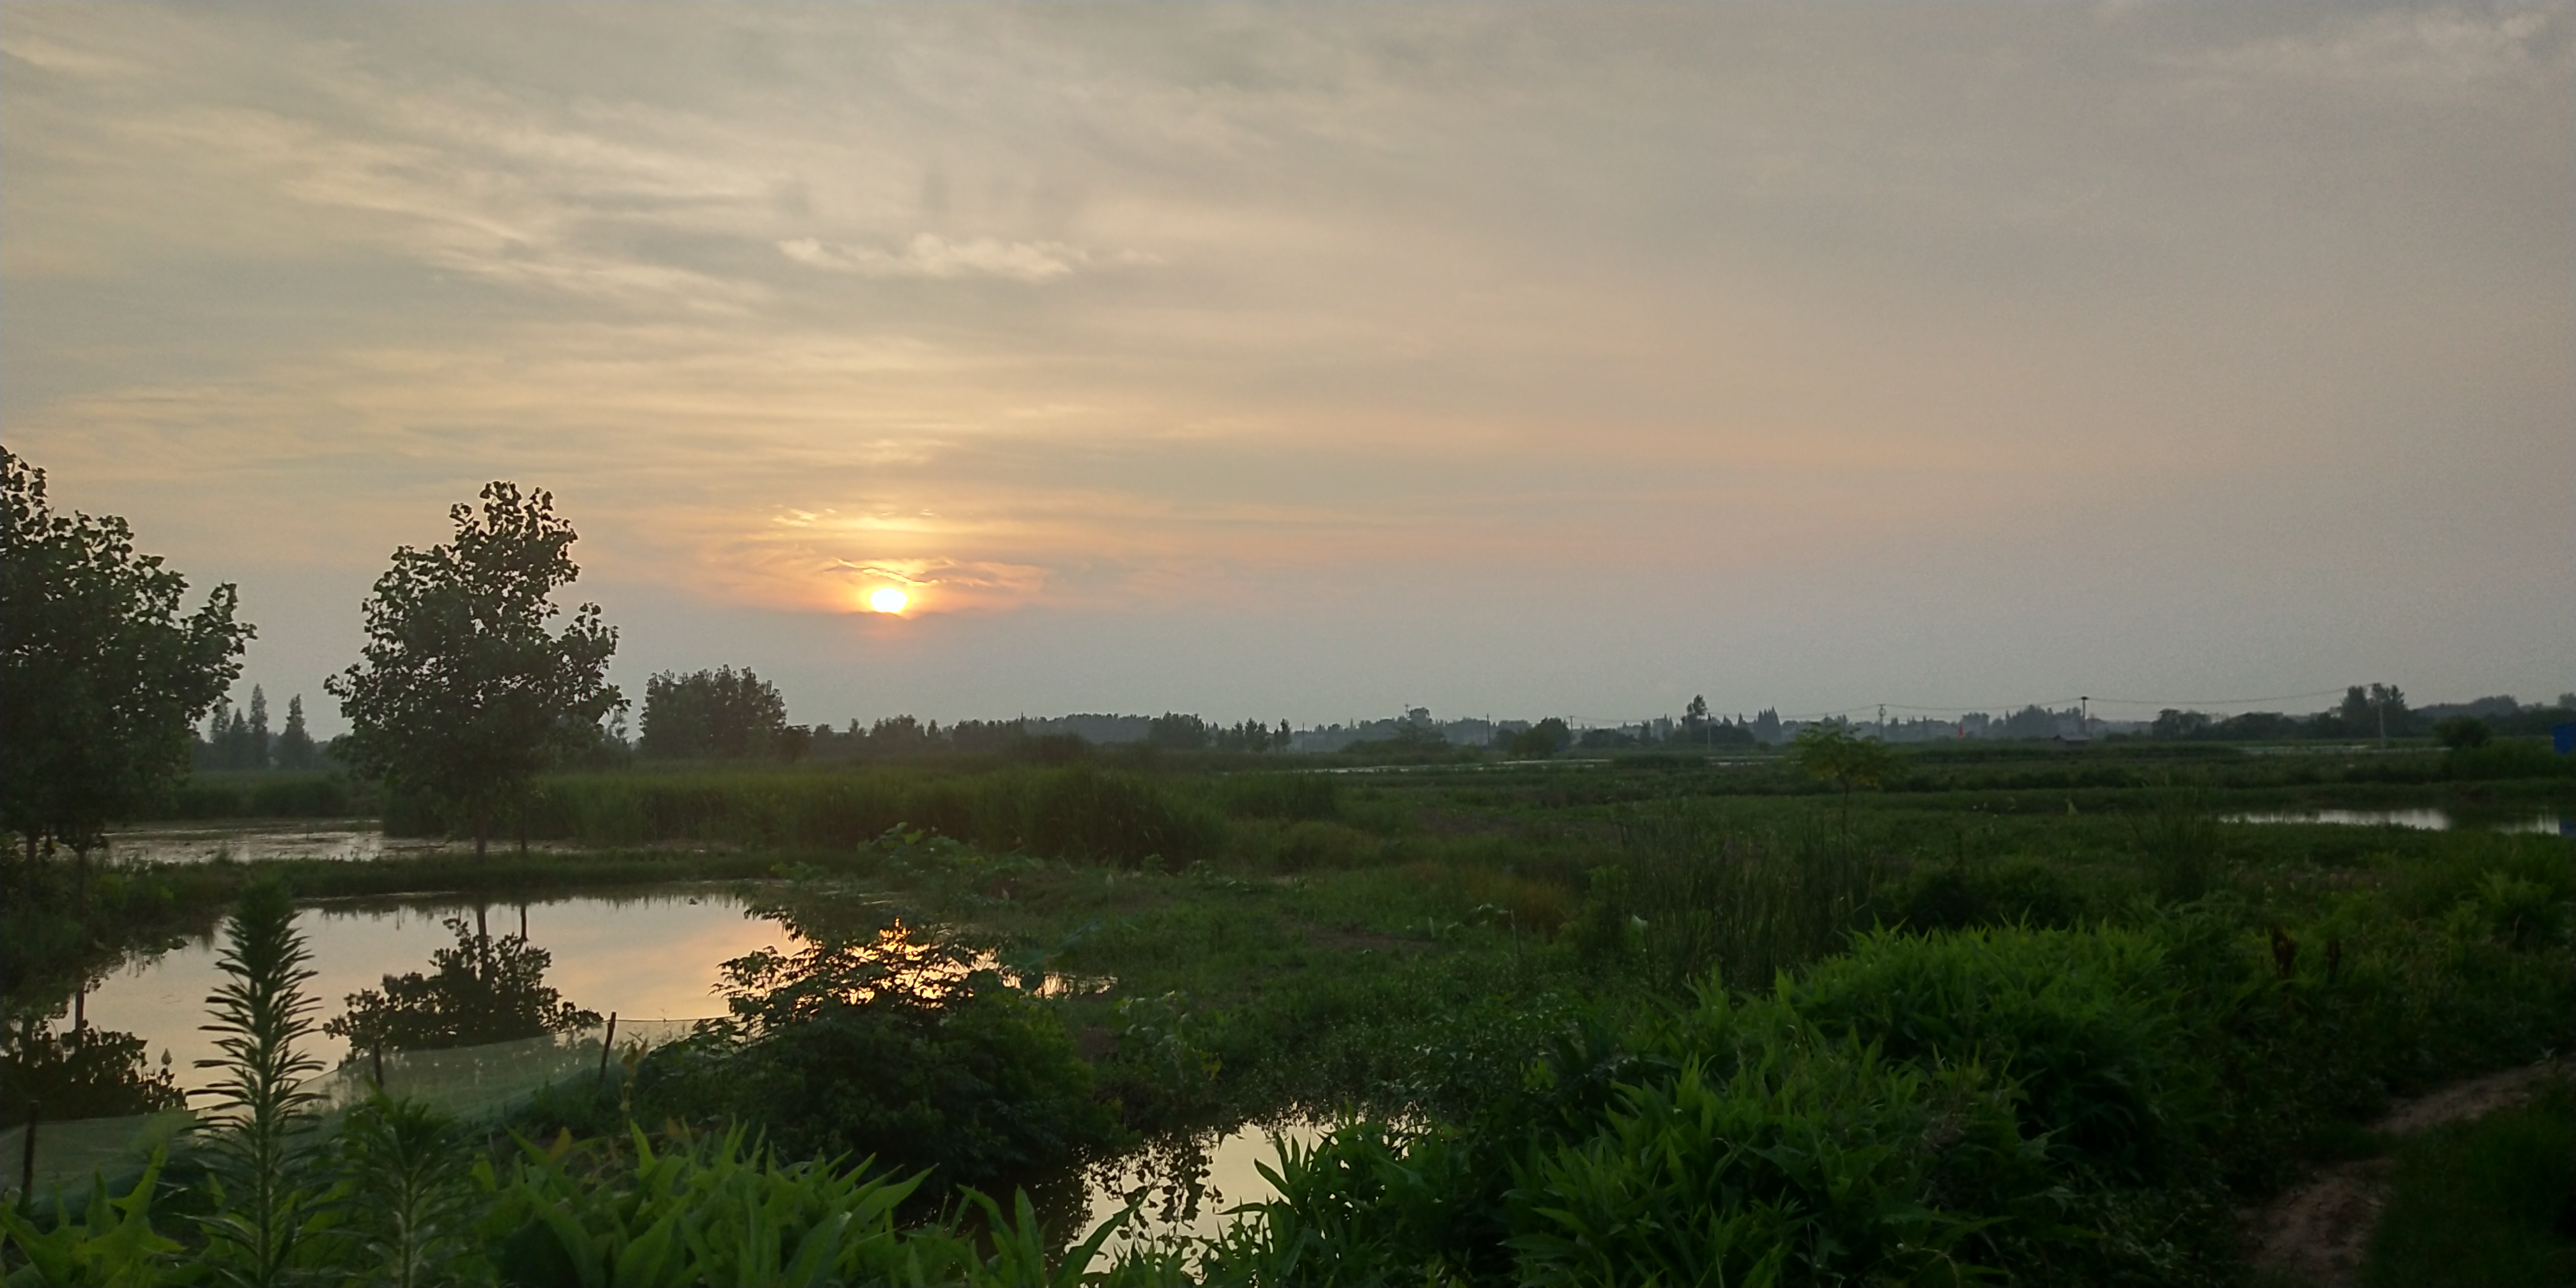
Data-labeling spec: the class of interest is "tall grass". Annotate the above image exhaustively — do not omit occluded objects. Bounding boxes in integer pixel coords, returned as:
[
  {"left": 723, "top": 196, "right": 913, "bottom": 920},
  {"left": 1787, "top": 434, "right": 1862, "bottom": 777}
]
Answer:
[
  {"left": 2364, "top": 1077, "right": 2576, "bottom": 1287},
  {"left": 1579, "top": 805, "right": 1888, "bottom": 993},
  {"left": 389, "top": 763, "right": 1229, "bottom": 868}
]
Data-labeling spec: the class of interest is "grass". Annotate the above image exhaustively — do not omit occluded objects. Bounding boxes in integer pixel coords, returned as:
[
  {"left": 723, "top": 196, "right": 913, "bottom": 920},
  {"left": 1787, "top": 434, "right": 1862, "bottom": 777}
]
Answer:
[
  {"left": 2365, "top": 1078, "right": 2576, "bottom": 1288},
  {"left": 6, "top": 743, "right": 2570, "bottom": 1282}
]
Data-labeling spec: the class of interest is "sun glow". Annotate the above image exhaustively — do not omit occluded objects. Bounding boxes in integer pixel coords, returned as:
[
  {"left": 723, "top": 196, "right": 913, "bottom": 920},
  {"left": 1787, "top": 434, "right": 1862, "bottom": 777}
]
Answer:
[{"left": 867, "top": 586, "right": 910, "bottom": 614}]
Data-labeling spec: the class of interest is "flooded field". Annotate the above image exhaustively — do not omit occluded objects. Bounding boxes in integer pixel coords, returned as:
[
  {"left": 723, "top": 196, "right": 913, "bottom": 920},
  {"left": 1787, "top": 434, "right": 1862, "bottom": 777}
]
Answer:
[{"left": 100, "top": 819, "right": 441, "bottom": 864}]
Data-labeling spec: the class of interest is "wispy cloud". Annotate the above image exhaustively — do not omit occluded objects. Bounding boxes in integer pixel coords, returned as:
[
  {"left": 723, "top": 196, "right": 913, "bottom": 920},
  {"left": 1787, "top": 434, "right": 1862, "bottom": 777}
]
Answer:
[
  {"left": 3, "top": 3, "right": 2567, "bottom": 721},
  {"left": 778, "top": 234, "right": 1117, "bottom": 282}
]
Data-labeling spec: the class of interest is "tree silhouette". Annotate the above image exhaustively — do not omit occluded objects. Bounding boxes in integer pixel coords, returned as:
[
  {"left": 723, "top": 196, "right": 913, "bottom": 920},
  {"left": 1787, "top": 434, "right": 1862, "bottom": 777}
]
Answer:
[
  {"left": 1, "top": 447, "right": 250, "bottom": 860},
  {"left": 327, "top": 483, "right": 622, "bottom": 857}
]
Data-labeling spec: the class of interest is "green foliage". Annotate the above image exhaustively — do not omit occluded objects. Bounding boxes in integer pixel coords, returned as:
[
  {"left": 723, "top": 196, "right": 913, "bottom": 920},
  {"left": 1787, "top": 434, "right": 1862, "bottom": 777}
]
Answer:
[
  {"left": 2432, "top": 716, "right": 2493, "bottom": 750},
  {"left": 484, "top": 1126, "right": 1142, "bottom": 1288},
  {"left": 1787, "top": 926, "right": 2203, "bottom": 1186},
  {"left": 1576, "top": 808, "right": 1885, "bottom": 993},
  {"left": 1892, "top": 858, "right": 2085, "bottom": 932},
  {"left": 1787, "top": 722, "right": 1897, "bottom": 795},
  {"left": 2443, "top": 737, "right": 2567, "bottom": 780},
  {"left": 0, "top": 446, "right": 251, "bottom": 859},
  {"left": 321, "top": 1094, "right": 480, "bottom": 1288},
  {"left": 634, "top": 910, "right": 1120, "bottom": 1193},
  {"left": 641, "top": 667, "right": 792, "bottom": 761},
  {"left": 0, "top": 1154, "right": 185, "bottom": 1287},
  {"left": 2363, "top": 1077, "right": 2576, "bottom": 1288},
  {"left": 324, "top": 915, "right": 602, "bottom": 1054},
  {"left": 327, "top": 482, "right": 624, "bottom": 857},
  {"left": 1204, "top": 989, "right": 2049, "bottom": 1287},
  {"left": 1506, "top": 719, "right": 1570, "bottom": 758},
  {"left": 1210, "top": 774, "right": 1340, "bottom": 823},
  {"left": 191, "top": 878, "right": 325, "bottom": 1284}
]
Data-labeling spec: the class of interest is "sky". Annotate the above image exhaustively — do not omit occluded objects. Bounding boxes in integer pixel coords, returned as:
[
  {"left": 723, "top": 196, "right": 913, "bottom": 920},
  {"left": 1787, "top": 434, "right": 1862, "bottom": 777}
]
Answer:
[{"left": 5, "top": 3, "right": 2569, "bottom": 737}]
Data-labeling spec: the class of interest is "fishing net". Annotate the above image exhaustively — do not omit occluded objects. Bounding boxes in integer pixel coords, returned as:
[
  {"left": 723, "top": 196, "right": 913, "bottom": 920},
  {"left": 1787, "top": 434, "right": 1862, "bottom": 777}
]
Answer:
[{"left": 1, "top": 1017, "right": 709, "bottom": 1199}]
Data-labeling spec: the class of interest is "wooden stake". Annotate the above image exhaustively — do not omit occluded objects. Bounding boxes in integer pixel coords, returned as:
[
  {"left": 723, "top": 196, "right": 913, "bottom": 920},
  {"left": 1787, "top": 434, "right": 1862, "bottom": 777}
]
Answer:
[{"left": 597, "top": 1012, "right": 618, "bottom": 1087}]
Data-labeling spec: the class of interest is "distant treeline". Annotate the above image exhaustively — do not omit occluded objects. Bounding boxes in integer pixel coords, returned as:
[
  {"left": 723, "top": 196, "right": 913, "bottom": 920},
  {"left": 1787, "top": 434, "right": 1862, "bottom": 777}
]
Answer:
[
  {"left": 190, "top": 685, "right": 326, "bottom": 771},
  {"left": 634, "top": 667, "right": 1294, "bottom": 762},
  {"left": 2151, "top": 686, "right": 2576, "bottom": 743}
]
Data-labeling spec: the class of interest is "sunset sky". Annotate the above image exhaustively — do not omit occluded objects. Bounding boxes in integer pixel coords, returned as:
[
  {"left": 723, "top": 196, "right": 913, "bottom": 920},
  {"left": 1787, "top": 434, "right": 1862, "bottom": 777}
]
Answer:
[{"left": 6, "top": 3, "right": 2568, "bottom": 734}]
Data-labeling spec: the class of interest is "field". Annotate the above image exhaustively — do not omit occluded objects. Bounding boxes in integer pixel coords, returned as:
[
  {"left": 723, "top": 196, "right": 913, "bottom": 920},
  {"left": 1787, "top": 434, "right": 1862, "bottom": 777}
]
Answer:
[{"left": 4, "top": 738, "right": 2570, "bottom": 1284}]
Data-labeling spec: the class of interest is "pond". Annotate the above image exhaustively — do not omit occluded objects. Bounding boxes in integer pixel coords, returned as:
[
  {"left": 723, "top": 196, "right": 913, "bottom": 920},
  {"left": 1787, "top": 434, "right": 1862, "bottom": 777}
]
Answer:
[
  {"left": 2224, "top": 808, "right": 2573, "bottom": 835},
  {"left": 1078, "top": 1117, "right": 1329, "bottom": 1252},
  {"left": 73, "top": 885, "right": 774, "bottom": 1096},
  {"left": 34, "top": 883, "right": 1316, "bottom": 1240}
]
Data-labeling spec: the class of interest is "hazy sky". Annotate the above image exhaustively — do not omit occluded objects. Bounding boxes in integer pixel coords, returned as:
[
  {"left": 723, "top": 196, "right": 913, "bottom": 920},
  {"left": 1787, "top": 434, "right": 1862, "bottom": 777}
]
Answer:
[{"left": 6, "top": 3, "right": 2569, "bottom": 735}]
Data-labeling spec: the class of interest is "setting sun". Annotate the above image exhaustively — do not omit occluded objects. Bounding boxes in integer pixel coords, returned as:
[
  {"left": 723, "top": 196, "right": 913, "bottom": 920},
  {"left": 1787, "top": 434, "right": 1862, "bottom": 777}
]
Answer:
[{"left": 867, "top": 586, "right": 910, "bottom": 615}]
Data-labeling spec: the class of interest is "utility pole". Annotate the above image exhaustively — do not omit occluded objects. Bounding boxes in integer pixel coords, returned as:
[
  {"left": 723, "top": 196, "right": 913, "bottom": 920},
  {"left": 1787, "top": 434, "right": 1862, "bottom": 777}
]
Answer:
[
  {"left": 1876, "top": 704, "right": 1886, "bottom": 740},
  {"left": 2080, "top": 696, "right": 2090, "bottom": 739}
]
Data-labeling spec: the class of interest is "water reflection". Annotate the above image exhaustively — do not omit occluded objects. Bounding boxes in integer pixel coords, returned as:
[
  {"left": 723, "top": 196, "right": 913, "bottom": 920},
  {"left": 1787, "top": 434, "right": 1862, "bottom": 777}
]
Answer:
[
  {"left": 323, "top": 910, "right": 601, "bottom": 1057},
  {"left": 100, "top": 821, "right": 450, "bottom": 865},
  {"left": 77, "top": 887, "right": 773, "bottom": 1097},
  {"left": 1, "top": 1021, "right": 185, "bottom": 1123},
  {"left": 1078, "top": 1118, "right": 1328, "bottom": 1252},
  {"left": 2225, "top": 808, "right": 2573, "bottom": 834}
]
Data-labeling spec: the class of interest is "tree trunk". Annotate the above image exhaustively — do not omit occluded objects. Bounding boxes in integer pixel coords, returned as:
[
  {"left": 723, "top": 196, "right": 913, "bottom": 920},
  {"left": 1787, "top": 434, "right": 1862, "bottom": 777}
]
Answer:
[{"left": 474, "top": 806, "right": 490, "bottom": 861}]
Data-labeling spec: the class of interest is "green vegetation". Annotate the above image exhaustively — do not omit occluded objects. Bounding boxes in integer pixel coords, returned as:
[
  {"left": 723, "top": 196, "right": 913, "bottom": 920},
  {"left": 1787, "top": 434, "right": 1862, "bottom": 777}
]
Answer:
[
  {"left": 328, "top": 482, "right": 624, "bottom": 858},
  {"left": 2363, "top": 1078, "right": 2576, "bottom": 1288},
  {"left": 1, "top": 446, "right": 250, "bottom": 861},
  {"left": 4, "top": 735, "right": 2570, "bottom": 1283}
]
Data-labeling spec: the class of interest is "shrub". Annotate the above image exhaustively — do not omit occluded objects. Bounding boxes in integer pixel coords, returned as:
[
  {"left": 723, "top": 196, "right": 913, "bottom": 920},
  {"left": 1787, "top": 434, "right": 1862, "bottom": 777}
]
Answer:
[
  {"left": 632, "top": 915, "right": 1120, "bottom": 1193},
  {"left": 1786, "top": 926, "right": 2203, "bottom": 1185}
]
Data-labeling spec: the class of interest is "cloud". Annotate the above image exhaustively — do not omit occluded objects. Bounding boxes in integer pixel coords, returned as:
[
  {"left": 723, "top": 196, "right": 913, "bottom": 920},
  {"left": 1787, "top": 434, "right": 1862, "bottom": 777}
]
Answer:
[
  {"left": 2187, "top": 5, "right": 2570, "bottom": 88},
  {"left": 777, "top": 233, "right": 1106, "bottom": 282}
]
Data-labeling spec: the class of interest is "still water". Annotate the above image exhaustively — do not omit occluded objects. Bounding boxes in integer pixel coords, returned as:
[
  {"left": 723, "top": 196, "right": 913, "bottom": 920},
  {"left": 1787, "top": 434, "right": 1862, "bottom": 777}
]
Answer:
[
  {"left": 2223, "top": 808, "right": 2573, "bottom": 835},
  {"left": 63, "top": 884, "right": 1309, "bottom": 1238},
  {"left": 77, "top": 887, "right": 776, "bottom": 1095}
]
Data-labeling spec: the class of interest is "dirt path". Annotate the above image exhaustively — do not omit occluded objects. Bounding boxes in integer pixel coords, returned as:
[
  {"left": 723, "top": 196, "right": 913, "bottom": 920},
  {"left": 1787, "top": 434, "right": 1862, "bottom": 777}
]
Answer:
[{"left": 2248, "top": 1058, "right": 2572, "bottom": 1287}]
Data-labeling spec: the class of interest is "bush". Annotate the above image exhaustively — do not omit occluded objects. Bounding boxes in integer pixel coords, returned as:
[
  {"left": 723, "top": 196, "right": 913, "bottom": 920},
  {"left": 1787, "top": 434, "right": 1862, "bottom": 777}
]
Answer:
[
  {"left": 1786, "top": 926, "right": 2204, "bottom": 1186},
  {"left": 632, "top": 915, "right": 1120, "bottom": 1194}
]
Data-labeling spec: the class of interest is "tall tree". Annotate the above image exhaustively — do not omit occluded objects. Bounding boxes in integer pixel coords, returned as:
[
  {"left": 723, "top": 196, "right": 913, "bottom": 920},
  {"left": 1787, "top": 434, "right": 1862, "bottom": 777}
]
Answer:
[
  {"left": 245, "top": 684, "right": 272, "bottom": 769},
  {"left": 326, "top": 482, "right": 622, "bottom": 858},
  {"left": 276, "top": 694, "right": 319, "bottom": 770},
  {"left": 0, "top": 447, "right": 251, "bottom": 860}
]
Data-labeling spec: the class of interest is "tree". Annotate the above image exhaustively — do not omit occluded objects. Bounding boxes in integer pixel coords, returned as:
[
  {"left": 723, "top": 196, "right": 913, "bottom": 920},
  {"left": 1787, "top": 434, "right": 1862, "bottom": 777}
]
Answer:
[
  {"left": 0, "top": 447, "right": 251, "bottom": 860},
  {"left": 326, "top": 482, "right": 622, "bottom": 859},
  {"left": 638, "top": 666, "right": 789, "bottom": 760},
  {"left": 1508, "top": 717, "right": 1572, "bottom": 758},
  {"left": 276, "top": 694, "right": 319, "bottom": 770},
  {"left": 1787, "top": 721, "right": 1896, "bottom": 834},
  {"left": 2433, "top": 717, "right": 2492, "bottom": 751}
]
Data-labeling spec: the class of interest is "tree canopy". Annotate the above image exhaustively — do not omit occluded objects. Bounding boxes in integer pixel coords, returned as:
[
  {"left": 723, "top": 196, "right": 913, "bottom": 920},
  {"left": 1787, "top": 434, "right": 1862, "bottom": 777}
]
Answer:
[
  {"left": 0, "top": 447, "right": 250, "bottom": 859},
  {"left": 639, "top": 666, "right": 791, "bottom": 760},
  {"left": 326, "top": 482, "right": 622, "bottom": 857}
]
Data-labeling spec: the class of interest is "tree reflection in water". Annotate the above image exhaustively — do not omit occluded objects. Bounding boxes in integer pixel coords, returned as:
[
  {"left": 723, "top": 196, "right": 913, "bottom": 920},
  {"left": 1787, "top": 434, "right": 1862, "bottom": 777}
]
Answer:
[
  {"left": 324, "top": 907, "right": 600, "bottom": 1055},
  {"left": 1, "top": 1013, "right": 186, "bottom": 1121}
]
